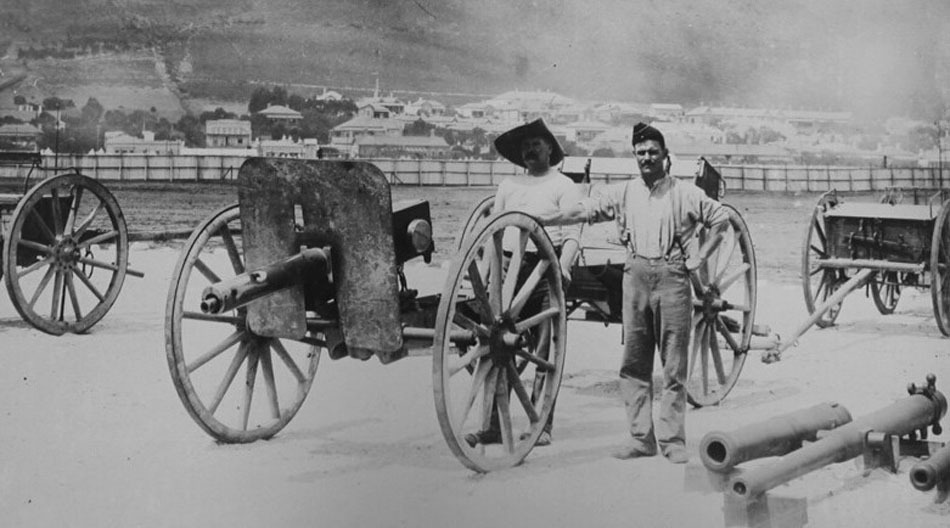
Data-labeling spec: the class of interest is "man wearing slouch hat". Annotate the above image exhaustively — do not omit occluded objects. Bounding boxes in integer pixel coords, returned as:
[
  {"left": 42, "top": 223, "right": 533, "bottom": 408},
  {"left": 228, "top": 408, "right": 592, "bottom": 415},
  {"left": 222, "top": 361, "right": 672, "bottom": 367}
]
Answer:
[
  {"left": 538, "top": 122, "right": 729, "bottom": 464},
  {"left": 463, "top": 118, "right": 581, "bottom": 449}
]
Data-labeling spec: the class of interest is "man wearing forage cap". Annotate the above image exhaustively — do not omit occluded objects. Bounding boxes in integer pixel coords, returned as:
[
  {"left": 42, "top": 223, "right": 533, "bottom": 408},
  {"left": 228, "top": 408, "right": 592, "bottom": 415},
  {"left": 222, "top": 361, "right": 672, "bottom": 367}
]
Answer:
[
  {"left": 538, "top": 122, "right": 728, "bottom": 464},
  {"left": 462, "top": 118, "right": 581, "bottom": 449}
]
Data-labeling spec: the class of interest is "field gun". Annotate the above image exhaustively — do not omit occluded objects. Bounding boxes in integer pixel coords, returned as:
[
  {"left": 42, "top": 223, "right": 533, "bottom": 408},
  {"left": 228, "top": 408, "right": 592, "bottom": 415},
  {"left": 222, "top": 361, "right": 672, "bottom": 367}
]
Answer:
[
  {"left": 910, "top": 441, "right": 950, "bottom": 502},
  {"left": 729, "top": 374, "right": 947, "bottom": 499},
  {"left": 699, "top": 402, "right": 853, "bottom": 474}
]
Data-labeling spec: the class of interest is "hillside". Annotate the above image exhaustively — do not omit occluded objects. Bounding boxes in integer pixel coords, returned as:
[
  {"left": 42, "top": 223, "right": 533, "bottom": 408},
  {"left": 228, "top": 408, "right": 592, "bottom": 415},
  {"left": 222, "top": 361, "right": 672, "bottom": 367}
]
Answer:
[{"left": 1, "top": 0, "right": 949, "bottom": 119}]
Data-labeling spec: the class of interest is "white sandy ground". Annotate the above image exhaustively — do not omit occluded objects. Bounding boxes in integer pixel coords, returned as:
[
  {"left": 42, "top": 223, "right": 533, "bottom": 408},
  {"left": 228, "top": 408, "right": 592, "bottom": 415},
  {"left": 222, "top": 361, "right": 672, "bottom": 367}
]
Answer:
[{"left": 0, "top": 243, "right": 949, "bottom": 528}]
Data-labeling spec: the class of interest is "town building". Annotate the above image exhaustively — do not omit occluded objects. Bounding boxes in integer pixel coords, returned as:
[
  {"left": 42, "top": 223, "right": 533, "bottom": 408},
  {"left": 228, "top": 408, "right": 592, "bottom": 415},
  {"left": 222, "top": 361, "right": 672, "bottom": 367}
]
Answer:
[
  {"left": 103, "top": 130, "right": 183, "bottom": 154},
  {"left": 329, "top": 116, "right": 404, "bottom": 148},
  {"left": 205, "top": 119, "right": 252, "bottom": 148},
  {"left": 255, "top": 104, "right": 303, "bottom": 124},
  {"left": 354, "top": 135, "right": 450, "bottom": 159}
]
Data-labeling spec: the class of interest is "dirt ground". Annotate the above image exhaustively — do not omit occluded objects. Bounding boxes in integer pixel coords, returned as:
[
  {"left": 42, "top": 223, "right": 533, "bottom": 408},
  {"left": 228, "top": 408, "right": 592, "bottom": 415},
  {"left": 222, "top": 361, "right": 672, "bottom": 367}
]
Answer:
[{"left": 0, "top": 186, "right": 949, "bottom": 527}]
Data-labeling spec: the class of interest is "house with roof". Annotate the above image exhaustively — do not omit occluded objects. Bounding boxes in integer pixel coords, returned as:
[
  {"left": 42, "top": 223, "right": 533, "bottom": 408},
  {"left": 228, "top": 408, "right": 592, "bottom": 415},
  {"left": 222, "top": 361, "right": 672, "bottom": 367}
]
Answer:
[
  {"left": 314, "top": 88, "right": 345, "bottom": 102},
  {"left": 404, "top": 98, "right": 446, "bottom": 118},
  {"left": 649, "top": 103, "right": 685, "bottom": 122},
  {"left": 564, "top": 120, "right": 611, "bottom": 144},
  {"left": 103, "top": 130, "right": 183, "bottom": 155},
  {"left": 205, "top": 119, "right": 252, "bottom": 148},
  {"left": 256, "top": 104, "right": 303, "bottom": 124},
  {"left": 0, "top": 123, "right": 42, "bottom": 151},
  {"left": 358, "top": 103, "right": 391, "bottom": 119},
  {"left": 330, "top": 116, "right": 405, "bottom": 149},
  {"left": 354, "top": 135, "right": 450, "bottom": 159}
]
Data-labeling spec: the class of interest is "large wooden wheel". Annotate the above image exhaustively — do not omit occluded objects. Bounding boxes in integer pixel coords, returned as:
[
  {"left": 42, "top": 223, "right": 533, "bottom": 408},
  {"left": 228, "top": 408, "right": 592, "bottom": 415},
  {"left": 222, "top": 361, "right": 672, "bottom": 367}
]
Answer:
[
  {"left": 870, "top": 271, "right": 901, "bottom": 315},
  {"left": 433, "top": 211, "right": 567, "bottom": 472},
  {"left": 165, "top": 204, "right": 321, "bottom": 442},
  {"left": 687, "top": 203, "right": 756, "bottom": 407},
  {"left": 930, "top": 201, "right": 950, "bottom": 336},
  {"left": 801, "top": 197, "right": 846, "bottom": 327},
  {"left": 2, "top": 173, "right": 129, "bottom": 334},
  {"left": 454, "top": 194, "right": 494, "bottom": 250}
]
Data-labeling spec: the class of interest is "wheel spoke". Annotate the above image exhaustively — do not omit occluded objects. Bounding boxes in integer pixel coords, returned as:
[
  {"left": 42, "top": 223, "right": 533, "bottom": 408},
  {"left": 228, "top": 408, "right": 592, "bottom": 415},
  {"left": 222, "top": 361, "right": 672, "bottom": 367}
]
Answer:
[
  {"left": 17, "top": 238, "right": 53, "bottom": 255},
  {"left": 448, "top": 344, "right": 490, "bottom": 376},
  {"left": 488, "top": 230, "right": 504, "bottom": 315},
  {"left": 27, "top": 265, "right": 56, "bottom": 308},
  {"left": 810, "top": 244, "right": 827, "bottom": 258},
  {"left": 688, "top": 316, "right": 704, "bottom": 381},
  {"left": 513, "top": 306, "right": 560, "bottom": 334},
  {"left": 495, "top": 370, "right": 515, "bottom": 454},
  {"left": 506, "top": 360, "right": 540, "bottom": 423},
  {"left": 73, "top": 267, "right": 105, "bottom": 302},
  {"left": 700, "top": 323, "right": 710, "bottom": 395},
  {"left": 509, "top": 259, "right": 551, "bottom": 319},
  {"left": 716, "top": 263, "right": 751, "bottom": 293},
  {"left": 207, "top": 340, "right": 249, "bottom": 415},
  {"left": 270, "top": 339, "right": 307, "bottom": 384},
  {"left": 466, "top": 260, "right": 494, "bottom": 322},
  {"left": 64, "top": 271, "right": 83, "bottom": 321},
  {"left": 186, "top": 329, "right": 245, "bottom": 373},
  {"left": 479, "top": 364, "right": 499, "bottom": 432},
  {"left": 813, "top": 217, "right": 826, "bottom": 247},
  {"left": 715, "top": 316, "right": 743, "bottom": 352},
  {"left": 501, "top": 230, "right": 528, "bottom": 309},
  {"left": 28, "top": 208, "right": 55, "bottom": 243},
  {"left": 76, "top": 256, "right": 124, "bottom": 274},
  {"left": 64, "top": 185, "right": 84, "bottom": 234},
  {"left": 50, "top": 187, "right": 63, "bottom": 236},
  {"left": 73, "top": 202, "right": 104, "bottom": 239},
  {"left": 709, "top": 328, "right": 727, "bottom": 385},
  {"left": 219, "top": 226, "right": 245, "bottom": 274},
  {"left": 76, "top": 229, "right": 119, "bottom": 249},
  {"left": 512, "top": 347, "right": 556, "bottom": 373},
  {"left": 460, "top": 358, "right": 493, "bottom": 427},
  {"left": 17, "top": 255, "right": 54, "bottom": 278},
  {"left": 259, "top": 345, "right": 281, "bottom": 420},
  {"left": 50, "top": 269, "right": 65, "bottom": 321},
  {"left": 452, "top": 311, "right": 490, "bottom": 339},
  {"left": 242, "top": 347, "right": 261, "bottom": 431}
]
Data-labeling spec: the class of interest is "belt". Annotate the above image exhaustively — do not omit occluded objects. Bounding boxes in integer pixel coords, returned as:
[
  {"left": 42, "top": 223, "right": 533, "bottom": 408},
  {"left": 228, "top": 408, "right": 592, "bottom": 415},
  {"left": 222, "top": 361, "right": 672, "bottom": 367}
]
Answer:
[{"left": 631, "top": 253, "right": 685, "bottom": 264}]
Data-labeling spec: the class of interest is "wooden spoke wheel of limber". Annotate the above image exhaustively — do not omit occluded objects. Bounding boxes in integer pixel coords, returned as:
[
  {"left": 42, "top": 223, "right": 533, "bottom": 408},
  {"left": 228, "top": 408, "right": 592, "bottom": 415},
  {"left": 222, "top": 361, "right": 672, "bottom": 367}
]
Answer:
[
  {"left": 687, "top": 203, "right": 756, "bottom": 407},
  {"left": 930, "top": 201, "right": 950, "bottom": 336},
  {"left": 801, "top": 197, "right": 847, "bottom": 327},
  {"left": 455, "top": 194, "right": 494, "bottom": 250},
  {"left": 2, "top": 173, "right": 129, "bottom": 334},
  {"left": 434, "top": 211, "right": 566, "bottom": 472},
  {"left": 870, "top": 271, "right": 901, "bottom": 315},
  {"left": 165, "top": 204, "right": 320, "bottom": 442}
]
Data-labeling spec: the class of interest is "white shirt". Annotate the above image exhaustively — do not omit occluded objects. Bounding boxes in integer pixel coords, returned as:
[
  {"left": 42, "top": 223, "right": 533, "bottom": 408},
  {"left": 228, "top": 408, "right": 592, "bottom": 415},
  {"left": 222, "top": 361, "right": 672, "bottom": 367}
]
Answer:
[{"left": 494, "top": 168, "right": 583, "bottom": 250}]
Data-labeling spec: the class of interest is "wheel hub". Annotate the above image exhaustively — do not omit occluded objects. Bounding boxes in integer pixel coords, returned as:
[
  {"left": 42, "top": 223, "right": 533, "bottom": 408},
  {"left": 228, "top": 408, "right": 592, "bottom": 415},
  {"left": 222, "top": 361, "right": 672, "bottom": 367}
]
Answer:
[{"left": 53, "top": 236, "right": 80, "bottom": 269}]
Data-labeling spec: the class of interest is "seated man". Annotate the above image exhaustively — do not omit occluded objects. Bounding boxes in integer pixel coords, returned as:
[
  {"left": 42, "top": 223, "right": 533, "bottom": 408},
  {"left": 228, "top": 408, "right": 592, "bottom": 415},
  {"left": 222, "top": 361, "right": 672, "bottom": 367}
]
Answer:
[{"left": 464, "top": 118, "right": 582, "bottom": 448}]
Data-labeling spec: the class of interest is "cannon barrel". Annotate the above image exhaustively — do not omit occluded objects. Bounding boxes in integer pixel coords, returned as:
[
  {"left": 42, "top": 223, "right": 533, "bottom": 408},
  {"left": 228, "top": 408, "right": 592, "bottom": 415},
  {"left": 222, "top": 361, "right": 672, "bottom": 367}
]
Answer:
[
  {"left": 200, "top": 247, "right": 329, "bottom": 315},
  {"left": 729, "top": 375, "right": 947, "bottom": 499},
  {"left": 910, "top": 442, "right": 950, "bottom": 492},
  {"left": 700, "top": 402, "right": 853, "bottom": 473}
]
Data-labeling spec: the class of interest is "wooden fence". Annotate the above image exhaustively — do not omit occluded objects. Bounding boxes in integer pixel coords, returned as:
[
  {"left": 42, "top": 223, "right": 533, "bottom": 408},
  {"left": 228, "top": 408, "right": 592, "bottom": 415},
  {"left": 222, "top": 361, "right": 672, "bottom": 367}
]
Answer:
[{"left": 0, "top": 153, "right": 946, "bottom": 192}]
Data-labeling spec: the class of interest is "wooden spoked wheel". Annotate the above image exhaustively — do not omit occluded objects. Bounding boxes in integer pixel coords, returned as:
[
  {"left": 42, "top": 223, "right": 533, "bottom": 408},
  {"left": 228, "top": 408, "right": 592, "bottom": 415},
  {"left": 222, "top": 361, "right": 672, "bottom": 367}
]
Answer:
[
  {"left": 870, "top": 271, "right": 901, "bottom": 315},
  {"left": 433, "top": 211, "right": 566, "bottom": 472},
  {"left": 930, "top": 201, "right": 950, "bottom": 336},
  {"left": 2, "top": 173, "right": 129, "bottom": 334},
  {"left": 801, "top": 202, "right": 846, "bottom": 327},
  {"left": 165, "top": 204, "right": 320, "bottom": 442},
  {"left": 454, "top": 194, "right": 494, "bottom": 250},
  {"left": 687, "top": 204, "right": 756, "bottom": 408}
]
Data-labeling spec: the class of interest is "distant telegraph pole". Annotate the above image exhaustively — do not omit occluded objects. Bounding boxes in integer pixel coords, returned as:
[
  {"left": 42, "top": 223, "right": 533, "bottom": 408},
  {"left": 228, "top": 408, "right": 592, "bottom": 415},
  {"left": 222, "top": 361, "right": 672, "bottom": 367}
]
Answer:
[{"left": 937, "top": 120, "right": 944, "bottom": 188}]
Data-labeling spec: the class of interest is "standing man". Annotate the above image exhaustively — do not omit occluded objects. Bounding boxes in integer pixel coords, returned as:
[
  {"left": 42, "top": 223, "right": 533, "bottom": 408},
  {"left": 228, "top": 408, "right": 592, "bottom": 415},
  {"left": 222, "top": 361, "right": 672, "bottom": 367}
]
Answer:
[
  {"left": 464, "top": 118, "right": 582, "bottom": 448},
  {"left": 539, "top": 123, "right": 729, "bottom": 463}
]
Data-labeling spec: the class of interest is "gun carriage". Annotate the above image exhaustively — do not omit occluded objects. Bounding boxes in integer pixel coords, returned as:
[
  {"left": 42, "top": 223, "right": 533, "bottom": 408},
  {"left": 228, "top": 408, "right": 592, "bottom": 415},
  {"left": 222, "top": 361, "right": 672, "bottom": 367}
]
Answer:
[
  {"left": 802, "top": 187, "right": 950, "bottom": 334},
  {"left": 164, "top": 157, "right": 758, "bottom": 472},
  {"left": 0, "top": 151, "right": 141, "bottom": 334}
]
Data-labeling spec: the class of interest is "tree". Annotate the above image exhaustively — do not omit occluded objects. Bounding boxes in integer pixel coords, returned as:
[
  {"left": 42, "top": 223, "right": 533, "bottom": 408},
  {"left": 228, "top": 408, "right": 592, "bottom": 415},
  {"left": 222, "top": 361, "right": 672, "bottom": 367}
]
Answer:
[
  {"left": 404, "top": 118, "right": 435, "bottom": 136},
  {"left": 81, "top": 97, "right": 104, "bottom": 123}
]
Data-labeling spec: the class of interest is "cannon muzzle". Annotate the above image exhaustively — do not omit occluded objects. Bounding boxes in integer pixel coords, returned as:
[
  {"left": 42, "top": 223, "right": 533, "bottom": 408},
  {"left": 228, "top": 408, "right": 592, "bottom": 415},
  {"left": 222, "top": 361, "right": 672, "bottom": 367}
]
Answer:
[
  {"left": 910, "top": 442, "right": 950, "bottom": 492},
  {"left": 700, "top": 402, "right": 853, "bottom": 473},
  {"left": 200, "top": 247, "right": 329, "bottom": 315},
  {"left": 729, "top": 375, "right": 947, "bottom": 499}
]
